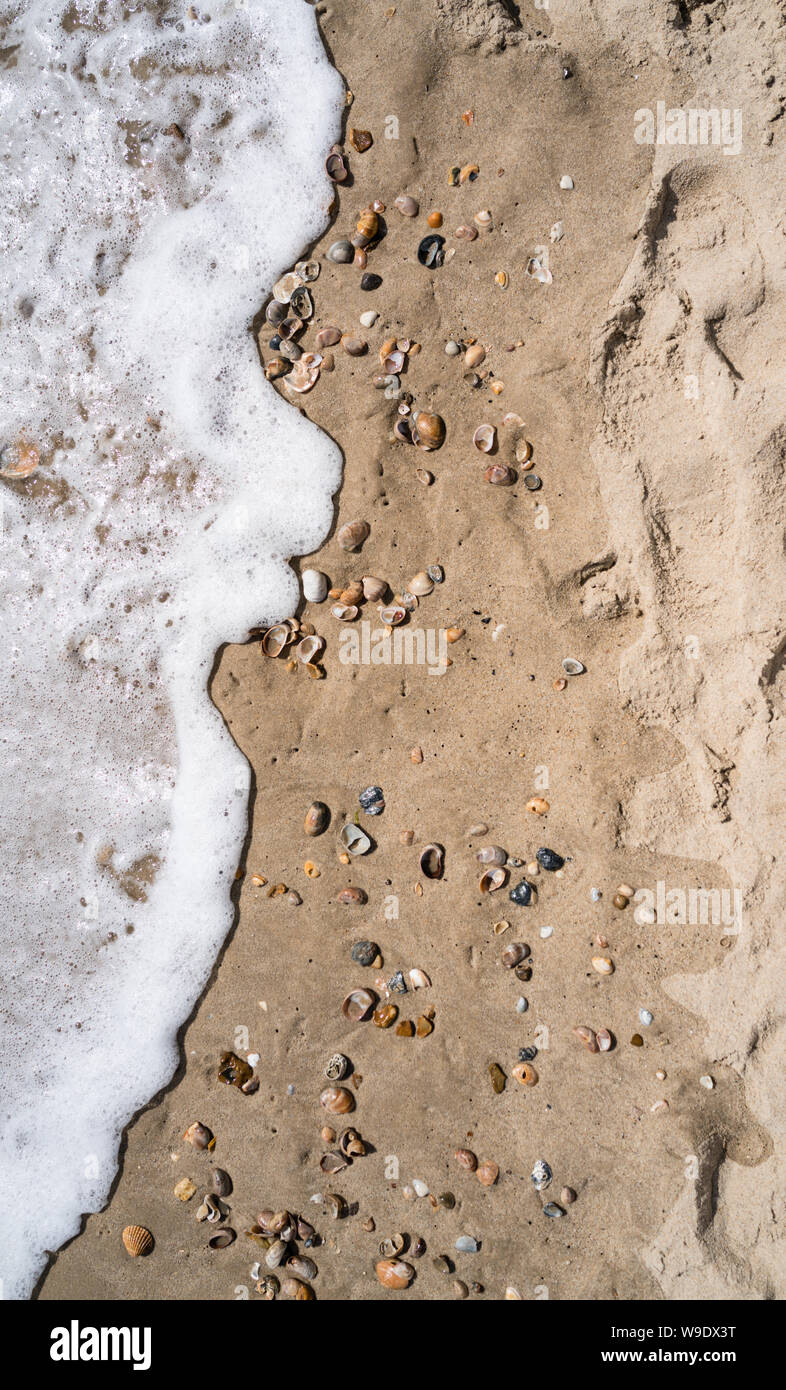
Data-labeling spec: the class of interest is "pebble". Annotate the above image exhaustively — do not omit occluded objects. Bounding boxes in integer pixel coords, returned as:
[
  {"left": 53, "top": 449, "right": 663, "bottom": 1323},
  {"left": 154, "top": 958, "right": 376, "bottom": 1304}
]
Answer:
[
  {"left": 359, "top": 309, "right": 378, "bottom": 327},
  {"left": 327, "top": 239, "right": 354, "bottom": 263},
  {"left": 590, "top": 887, "right": 602, "bottom": 902},
  {"left": 412, "top": 1177, "right": 430, "bottom": 1197},
  {"left": 639, "top": 1008, "right": 653, "bottom": 1026},
  {"left": 559, "top": 174, "right": 574, "bottom": 189},
  {"left": 540, "top": 926, "right": 553, "bottom": 939},
  {"left": 700, "top": 1074, "right": 715, "bottom": 1090},
  {"left": 516, "top": 996, "right": 529, "bottom": 1013}
]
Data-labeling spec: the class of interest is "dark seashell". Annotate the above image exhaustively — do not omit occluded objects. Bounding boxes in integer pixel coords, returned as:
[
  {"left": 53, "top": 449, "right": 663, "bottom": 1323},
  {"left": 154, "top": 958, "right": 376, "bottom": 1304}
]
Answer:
[
  {"left": 304, "top": 800, "right": 329, "bottom": 836},
  {"left": 359, "top": 785, "right": 385, "bottom": 815},
  {"left": 388, "top": 969, "right": 408, "bottom": 994},
  {"left": 394, "top": 417, "right": 413, "bottom": 444},
  {"left": 326, "top": 151, "right": 348, "bottom": 182},
  {"left": 265, "top": 299, "right": 288, "bottom": 328},
  {"left": 351, "top": 939, "right": 380, "bottom": 967},
  {"left": 536, "top": 847, "right": 564, "bottom": 872},
  {"left": 518, "top": 1045, "right": 538, "bottom": 1062},
  {"left": 217, "top": 1050, "right": 253, "bottom": 1088},
  {"left": 277, "top": 316, "right": 303, "bottom": 342},
  {"left": 360, "top": 272, "right": 382, "bottom": 291},
  {"left": 278, "top": 338, "right": 302, "bottom": 362},
  {"left": 268, "top": 334, "right": 281, "bottom": 351},
  {"left": 514, "top": 962, "right": 532, "bottom": 982},
  {"left": 543, "top": 1202, "right": 566, "bottom": 1218},
  {"left": 420, "top": 843, "right": 444, "bottom": 879},
  {"left": 208, "top": 1228, "right": 236, "bottom": 1249},
  {"left": 297, "top": 1217, "right": 316, "bottom": 1244},
  {"left": 509, "top": 878, "right": 535, "bottom": 906},
  {"left": 501, "top": 942, "right": 528, "bottom": 969},
  {"left": 418, "top": 234, "right": 446, "bottom": 268},
  {"left": 212, "top": 1168, "right": 232, "bottom": 1197},
  {"left": 289, "top": 286, "right": 313, "bottom": 320}
]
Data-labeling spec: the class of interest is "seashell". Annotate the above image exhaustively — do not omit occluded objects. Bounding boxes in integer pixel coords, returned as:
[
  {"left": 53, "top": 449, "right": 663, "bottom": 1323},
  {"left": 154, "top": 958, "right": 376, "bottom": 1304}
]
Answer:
[
  {"left": 455, "top": 224, "right": 478, "bottom": 241},
  {"left": 501, "top": 941, "right": 529, "bottom": 969},
  {"left": 290, "top": 286, "right": 313, "bottom": 321},
  {"left": 417, "top": 234, "right": 446, "bottom": 268},
  {"left": 597, "top": 1028, "right": 614, "bottom": 1051},
  {"left": 337, "top": 886, "right": 367, "bottom": 905},
  {"left": 217, "top": 1050, "right": 253, "bottom": 1088},
  {"left": 359, "top": 785, "right": 385, "bottom": 814},
  {"left": 302, "top": 568, "right": 329, "bottom": 603},
  {"left": 350, "top": 939, "right": 379, "bottom": 967},
  {"left": 287, "top": 1254, "right": 319, "bottom": 1281},
  {"left": 474, "top": 209, "right": 493, "bottom": 231},
  {"left": 320, "top": 1151, "right": 348, "bottom": 1174},
  {"left": 485, "top": 463, "right": 516, "bottom": 486},
  {"left": 550, "top": 221, "right": 564, "bottom": 243},
  {"left": 394, "top": 195, "right": 419, "bottom": 217},
  {"left": 315, "top": 326, "right": 342, "bottom": 350},
  {"left": 255, "top": 1274, "right": 279, "bottom": 1299},
  {"left": 341, "top": 988, "right": 377, "bottom": 1022},
  {"left": 331, "top": 603, "right": 359, "bottom": 621},
  {"left": 272, "top": 272, "right": 302, "bottom": 303},
  {"left": 356, "top": 209, "right": 379, "bottom": 241},
  {"left": 396, "top": 1019, "right": 415, "bottom": 1036},
  {"left": 420, "top": 843, "right": 444, "bottom": 879},
  {"left": 479, "top": 866, "right": 508, "bottom": 894},
  {"left": 511, "top": 1061, "right": 538, "bottom": 1087},
  {"left": 613, "top": 892, "right": 629, "bottom": 910},
  {"left": 264, "top": 357, "right": 290, "bottom": 381},
  {"left": 560, "top": 173, "right": 574, "bottom": 189},
  {"left": 122, "top": 1225, "right": 153, "bottom": 1257},
  {"left": 379, "top": 1232, "right": 406, "bottom": 1258},
  {"left": 524, "top": 473, "right": 542, "bottom": 491},
  {"left": 360, "top": 272, "right": 382, "bottom": 291},
  {"left": 362, "top": 576, "right": 387, "bottom": 602},
  {"left": 341, "top": 823, "right": 371, "bottom": 856},
  {"left": 295, "top": 635, "right": 324, "bottom": 665},
  {"left": 326, "top": 150, "right": 348, "bottom": 182},
  {"left": 341, "top": 335, "right": 368, "bottom": 357},
  {"left": 476, "top": 1160, "right": 499, "bottom": 1187},
  {"left": 208, "top": 1228, "right": 236, "bottom": 1249},
  {"left": 339, "top": 1126, "right": 367, "bottom": 1158},
  {"left": 409, "top": 968, "right": 431, "bottom": 989},
  {"left": 282, "top": 1277, "right": 315, "bottom": 1300},
  {"left": 261, "top": 623, "right": 290, "bottom": 657},
  {"left": 562, "top": 657, "right": 585, "bottom": 676},
  {"left": 265, "top": 1238, "right": 289, "bottom": 1268},
  {"left": 304, "top": 801, "right": 329, "bottom": 837},
  {"left": 388, "top": 969, "right": 407, "bottom": 994},
  {"left": 409, "top": 571, "right": 434, "bottom": 596},
  {"left": 211, "top": 1168, "right": 232, "bottom": 1197},
  {"left": 396, "top": 591, "right": 418, "bottom": 613},
  {"left": 543, "top": 1203, "right": 565, "bottom": 1218},
  {"left": 337, "top": 519, "right": 370, "bottom": 552},
  {"left": 320, "top": 1085, "right": 355, "bottom": 1114},
  {"left": 464, "top": 345, "right": 486, "bottom": 369},
  {"left": 327, "top": 239, "right": 354, "bottom": 263},
  {"left": 394, "top": 417, "right": 413, "bottom": 444},
  {"left": 573, "top": 1025, "right": 598, "bottom": 1053},
  {"left": 339, "top": 579, "right": 364, "bottom": 605},
  {"left": 373, "top": 1003, "right": 398, "bottom": 1028},
  {"left": 476, "top": 844, "right": 507, "bottom": 867},
  {"left": 592, "top": 956, "right": 614, "bottom": 975},
  {"left": 525, "top": 255, "right": 553, "bottom": 285},
  {"left": 283, "top": 359, "right": 319, "bottom": 393},
  {"left": 183, "top": 1121, "right": 214, "bottom": 1151},
  {"left": 454, "top": 1147, "right": 477, "bottom": 1171},
  {"left": 376, "top": 1258, "right": 415, "bottom": 1289},
  {"left": 379, "top": 603, "right": 406, "bottom": 626},
  {"left": 174, "top": 1177, "right": 196, "bottom": 1201},
  {"left": 459, "top": 163, "right": 479, "bottom": 184},
  {"left": 265, "top": 299, "right": 289, "bottom": 328},
  {"left": 349, "top": 127, "right": 373, "bottom": 153},
  {"left": 416, "top": 1012, "right": 434, "bottom": 1037},
  {"left": 295, "top": 259, "right": 320, "bottom": 282},
  {"left": 526, "top": 796, "right": 550, "bottom": 815},
  {"left": 412, "top": 411, "right": 446, "bottom": 451},
  {"left": 536, "top": 846, "right": 564, "bottom": 872},
  {"left": 495, "top": 270, "right": 508, "bottom": 288},
  {"left": 325, "top": 1053, "right": 350, "bottom": 1084}
]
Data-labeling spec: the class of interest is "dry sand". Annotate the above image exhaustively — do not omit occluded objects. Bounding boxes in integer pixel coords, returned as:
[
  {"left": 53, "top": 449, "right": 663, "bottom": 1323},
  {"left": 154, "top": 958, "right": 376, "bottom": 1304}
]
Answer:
[{"left": 40, "top": 0, "right": 786, "bottom": 1301}]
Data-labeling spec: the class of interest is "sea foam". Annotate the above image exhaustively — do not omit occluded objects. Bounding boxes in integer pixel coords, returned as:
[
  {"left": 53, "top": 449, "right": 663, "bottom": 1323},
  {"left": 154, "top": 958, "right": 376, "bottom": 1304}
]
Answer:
[{"left": 0, "top": 0, "right": 342, "bottom": 1298}]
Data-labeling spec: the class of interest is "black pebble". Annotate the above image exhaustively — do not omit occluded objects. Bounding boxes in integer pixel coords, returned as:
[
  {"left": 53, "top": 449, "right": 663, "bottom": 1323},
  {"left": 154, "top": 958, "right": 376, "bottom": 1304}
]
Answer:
[
  {"left": 360, "top": 272, "right": 382, "bottom": 291},
  {"left": 536, "top": 847, "right": 564, "bottom": 872}
]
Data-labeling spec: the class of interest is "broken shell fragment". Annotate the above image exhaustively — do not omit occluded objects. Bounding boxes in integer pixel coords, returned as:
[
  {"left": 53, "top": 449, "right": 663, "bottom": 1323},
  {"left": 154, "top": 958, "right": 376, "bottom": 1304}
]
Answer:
[
  {"left": 379, "top": 604, "right": 406, "bottom": 627},
  {"left": 0, "top": 440, "right": 40, "bottom": 478},
  {"left": 536, "top": 847, "right": 564, "bottom": 872},
  {"left": 261, "top": 623, "right": 290, "bottom": 657},
  {"left": 349, "top": 127, "right": 373, "bottom": 153},
  {"left": 572, "top": 1025, "right": 599, "bottom": 1053},
  {"left": 320, "top": 1086, "right": 355, "bottom": 1114},
  {"left": 531, "top": 1159, "right": 552, "bottom": 1190},
  {"left": 509, "top": 878, "right": 536, "bottom": 906},
  {"left": 341, "top": 988, "right": 377, "bottom": 1022},
  {"left": 324, "top": 1052, "right": 349, "bottom": 1081},
  {"left": 485, "top": 464, "right": 516, "bottom": 485},
  {"left": 326, "top": 150, "right": 348, "bottom": 182},
  {"left": 479, "top": 866, "right": 508, "bottom": 893},
  {"left": 373, "top": 1003, "right": 398, "bottom": 1028},
  {"left": 340, "top": 823, "right": 372, "bottom": 856},
  {"left": 409, "top": 968, "right": 431, "bottom": 989},
  {"left": 417, "top": 234, "right": 446, "bottom": 268},
  {"left": 337, "top": 886, "right": 367, "bottom": 905},
  {"left": 122, "top": 1225, "right": 153, "bottom": 1257},
  {"left": 376, "top": 1258, "right": 415, "bottom": 1289},
  {"left": 420, "top": 843, "right": 445, "bottom": 879},
  {"left": 473, "top": 424, "right": 496, "bottom": 453},
  {"left": 476, "top": 1160, "right": 499, "bottom": 1187},
  {"left": 359, "top": 785, "right": 385, "bottom": 815},
  {"left": 526, "top": 796, "right": 550, "bottom": 815},
  {"left": 295, "top": 634, "right": 324, "bottom": 665}
]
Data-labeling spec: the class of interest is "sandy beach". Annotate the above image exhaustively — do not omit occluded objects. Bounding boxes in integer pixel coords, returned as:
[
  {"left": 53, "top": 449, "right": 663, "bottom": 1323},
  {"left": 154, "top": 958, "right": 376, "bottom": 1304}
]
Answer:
[{"left": 37, "top": 0, "right": 786, "bottom": 1302}]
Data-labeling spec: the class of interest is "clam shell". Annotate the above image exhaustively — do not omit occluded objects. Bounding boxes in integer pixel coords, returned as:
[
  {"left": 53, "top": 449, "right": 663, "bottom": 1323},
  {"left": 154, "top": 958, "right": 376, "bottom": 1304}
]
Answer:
[
  {"left": 362, "top": 575, "right": 387, "bottom": 602},
  {"left": 562, "top": 657, "right": 585, "bottom": 676},
  {"left": 261, "top": 623, "right": 290, "bottom": 657},
  {"left": 340, "top": 823, "right": 371, "bottom": 856},
  {"left": 341, "top": 988, "right": 377, "bottom": 1022},
  {"left": 208, "top": 1228, "right": 237, "bottom": 1250},
  {"left": 327, "top": 239, "right": 354, "bottom": 263},
  {"left": 331, "top": 603, "right": 359, "bottom": 621},
  {"left": 409, "top": 570, "right": 434, "bottom": 596},
  {"left": 412, "top": 411, "right": 446, "bottom": 451},
  {"left": 376, "top": 1258, "right": 415, "bottom": 1289},
  {"left": 295, "top": 259, "right": 320, "bottom": 282},
  {"left": 122, "top": 1224, "right": 154, "bottom": 1257},
  {"left": 290, "top": 286, "right": 313, "bottom": 320},
  {"left": 283, "top": 359, "right": 319, "bottom": 393},
  {"left": 272, "top": 272, "right": 302, "bottom": 303},
  {"left": 337, "top": 519, "right": 370, "bottom": 552},
  {"left": 531, "top": 1159, "right": 552, "bottom": 1191},
  {"left": 315, "top": 326, "right": 342, "bottom": 349},
  {"left": 379, "top": 604, "right": 406, "bottom": 626},
  {"left": 295, "top": 635, "right": 324, "bottom": 664},
  {"left": 337, "top": 886, "right": 367, "bottom": 905},
  {"left": 484, "top": 464, "right": 516, "bottom": 485},
  {"left": 394, "top": 195, "right": 419, "bottom": 217},
  {"left": 512, "top": 1061, "right": 538, "bottom": 1086},
  {"left": 464, "top": 344, "right": 486, "bottom": 368},
  {"left": 320, "top": 1085, "right": 355, "bottom": 1113},
  {"left": 420, "top": 843, "right": 444, "bottom": 879},
  {"left": 479, "top": 866, "right": 508, "bottom": 893},
  {"left": 409, "top": 968, "right": 431, "bottom": 989},
  {"left": 572, "top": 1025, "right": 598, "bottom": 1052},
  {"left": 304, "top": 801, "right": 329, "bottom": 836},
  {"left": 476, "top": 844, "right": 507, "bottom": 866},
  {"left": 325, "top": 151, "right": 348, "bottom": 182}
]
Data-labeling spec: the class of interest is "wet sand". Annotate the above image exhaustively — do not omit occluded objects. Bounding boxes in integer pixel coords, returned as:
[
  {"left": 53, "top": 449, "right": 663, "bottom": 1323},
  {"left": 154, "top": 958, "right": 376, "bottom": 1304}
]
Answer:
[{"left": 41, "top": 0, "right": 786, "bottom": 1301}]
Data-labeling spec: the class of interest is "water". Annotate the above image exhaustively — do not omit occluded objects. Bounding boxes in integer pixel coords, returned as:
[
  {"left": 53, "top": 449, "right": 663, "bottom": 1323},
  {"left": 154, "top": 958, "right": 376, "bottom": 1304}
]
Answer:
[{"left": 0, "top": 0, "right": 342, "bottom": 1299}]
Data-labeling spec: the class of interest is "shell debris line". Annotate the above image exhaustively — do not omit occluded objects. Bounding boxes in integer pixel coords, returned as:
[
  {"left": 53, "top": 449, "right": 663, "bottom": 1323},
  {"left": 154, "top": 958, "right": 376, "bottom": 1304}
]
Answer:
[{"left": 33, "top": 0, "right": 780, "bottom": 1312}]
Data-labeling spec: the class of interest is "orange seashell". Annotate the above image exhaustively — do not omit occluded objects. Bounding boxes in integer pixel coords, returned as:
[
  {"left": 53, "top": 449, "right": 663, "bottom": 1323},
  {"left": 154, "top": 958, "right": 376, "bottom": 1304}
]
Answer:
[
  {"left": 122, "top": 1224, "right": 154, "bottom": 1257},
  {"left": 320, "top": 1086, "right": 355, "bottom": 1114},
  {"left": 511, "top": 1062, "right": 538, "bottom": 1086},
  {"left": 376, "top": 1257, "right": 415, "bottom": 1289}
]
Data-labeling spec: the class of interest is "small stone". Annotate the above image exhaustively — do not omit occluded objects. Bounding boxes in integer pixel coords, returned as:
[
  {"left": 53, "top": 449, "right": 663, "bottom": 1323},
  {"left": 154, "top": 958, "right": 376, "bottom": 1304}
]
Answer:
[
  {"left": 639, "top": 1008, "right": 653, "bottom": 1026},
  {"left": 359, "top": 309, "right": 378, "bottom": 327},
  {"left": 559, "top": 174, "right": 574, "bottom": 189},
  {"left": 412, "top": 1178, "right": 430, "bottom": 1197},
  {"left": 516, "top": 996, "right": 528, "bottom": 1014},
  {"left": 560, "top": 1186, "right": 577, "bottom": 1205},
  {"left": 590, "top": 887, "right": 602, "bottom": 902},
  {"left": 700, "top": 1074, "right": 715, "bottom": 1090},
  {"left": 174, "top": 1177, "right": 196, "bottom": 1202},
  {"left": 488, "top": 1061, "right": 506, "bottom": 1093},
  {"left": 540, "top": 926, "right": 553, "bottom": 939}
]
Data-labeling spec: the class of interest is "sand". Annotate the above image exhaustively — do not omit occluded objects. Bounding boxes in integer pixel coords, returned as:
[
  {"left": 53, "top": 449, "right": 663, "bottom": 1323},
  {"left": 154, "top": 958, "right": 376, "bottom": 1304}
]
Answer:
[{"left": 40, "top": 0, "right": 786, "bottom": 1301}]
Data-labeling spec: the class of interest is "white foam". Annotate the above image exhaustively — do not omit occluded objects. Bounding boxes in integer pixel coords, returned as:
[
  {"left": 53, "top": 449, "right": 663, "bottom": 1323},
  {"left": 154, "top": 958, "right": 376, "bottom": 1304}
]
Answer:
[{"left": 0, "top": 0, "right": 342, "bottom": 1298}]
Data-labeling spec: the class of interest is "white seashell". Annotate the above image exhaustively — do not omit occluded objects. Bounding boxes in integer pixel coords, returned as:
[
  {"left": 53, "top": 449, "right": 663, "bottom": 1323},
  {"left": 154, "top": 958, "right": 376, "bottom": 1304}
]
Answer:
[
  {"left": 331, "top": 603, "right": 358, "bottom": 621},
  {"left": 525, "top": 255, "right": 552, "bottom": 285},
  {"left": 639, "top": 1008, "right": 653, "bottom": 1026},
  {"left": 699, "top": 1075, "right": 715, "bottom": 1090},
  {"left": 540, "top": 926, "right": 553, "bottom": 939},
  {"left": 295, "top": 634, "right": 325, "bottom": 664},
  {"left": 409, "top": 969, "right": 431, "bottom": 989},
  {"left": 359, "top": 309, "right": 378, "bottom": 327},
  {"left": 411, "top": 1178, "right": 430, "bottom": 1198},
  {"left": 408, "top": 571, "right": 433, "bottom": 596},
  {"left": 550, "top": 221, "right": 564, "bottom": 242},
  {"left": 559, "top": 174, "right": 574, "bottom": 190},
  {"left": 339, "top": 823, "right": 371, "bottom": 856},
  {"left": 272, "top": 271, "right": 303, "bottom": 303},
  {"left": 562, "top": 657, "right": 585, "bottom": 676},
  {"left": 302, "top": 569, "right": 328, "bottom": 603},
  {"left": 473, "top": 423, "right": 496, "bottom": 453}
]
